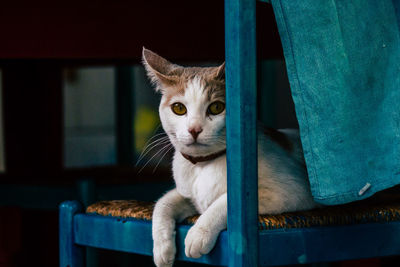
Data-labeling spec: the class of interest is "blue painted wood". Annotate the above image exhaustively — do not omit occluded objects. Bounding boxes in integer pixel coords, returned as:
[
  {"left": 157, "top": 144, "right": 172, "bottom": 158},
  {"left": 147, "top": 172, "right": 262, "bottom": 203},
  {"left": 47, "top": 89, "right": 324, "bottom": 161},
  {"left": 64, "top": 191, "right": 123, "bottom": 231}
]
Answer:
[
  {"left": 71, "top": 212, "right": 400, "bottom": 266},
  {"left": 75, "top": 181, "right": 97, "bottom": 267},
  {"left": 258, "top": 222, "right": 400, "bottom": 266},
  {"left": 225, "top": 0, "right": 258, "bottom": 266},
  {"left": 59, "top": 201, "right": 85, "bottom": 267},
  {"left": 74, "top": 214, "right": 229, "bottom": 266}
]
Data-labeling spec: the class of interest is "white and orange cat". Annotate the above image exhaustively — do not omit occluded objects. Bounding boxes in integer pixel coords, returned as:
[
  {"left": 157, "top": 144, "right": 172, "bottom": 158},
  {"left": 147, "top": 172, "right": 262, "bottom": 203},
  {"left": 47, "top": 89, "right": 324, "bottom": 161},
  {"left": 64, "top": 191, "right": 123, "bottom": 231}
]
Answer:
[{"left": 142, "top": 48, "right": 317, "bottom": 267}]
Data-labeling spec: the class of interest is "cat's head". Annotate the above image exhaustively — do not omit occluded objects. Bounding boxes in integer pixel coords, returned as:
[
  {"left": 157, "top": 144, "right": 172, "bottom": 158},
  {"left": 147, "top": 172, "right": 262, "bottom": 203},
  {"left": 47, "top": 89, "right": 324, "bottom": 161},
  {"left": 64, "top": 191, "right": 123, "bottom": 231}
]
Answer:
[{"left": 142, "top": 48, "right": 226, "bottom": 157}]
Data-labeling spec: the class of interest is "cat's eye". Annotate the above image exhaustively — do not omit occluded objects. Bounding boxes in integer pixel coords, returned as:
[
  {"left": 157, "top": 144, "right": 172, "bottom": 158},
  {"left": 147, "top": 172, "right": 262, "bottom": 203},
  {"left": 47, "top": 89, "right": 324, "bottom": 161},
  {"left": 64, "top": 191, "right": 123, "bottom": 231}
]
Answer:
[
  {"left": 207, "top": 101, "right": 225, "bottom": 115},
  {"left": 171, "top": 102, "right": 187, "bottom": 115}
]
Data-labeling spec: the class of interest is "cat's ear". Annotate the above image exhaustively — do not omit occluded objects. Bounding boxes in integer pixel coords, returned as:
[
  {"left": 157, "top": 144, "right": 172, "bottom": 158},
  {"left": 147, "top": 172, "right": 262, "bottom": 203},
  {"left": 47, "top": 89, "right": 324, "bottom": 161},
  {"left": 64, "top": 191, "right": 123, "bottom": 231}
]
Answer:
[
  {"left": 213, "top": 62, "right": 225, "bottom": 81},
  {"left": 142, "top": 48, "right": 182, "bottom": 92}
]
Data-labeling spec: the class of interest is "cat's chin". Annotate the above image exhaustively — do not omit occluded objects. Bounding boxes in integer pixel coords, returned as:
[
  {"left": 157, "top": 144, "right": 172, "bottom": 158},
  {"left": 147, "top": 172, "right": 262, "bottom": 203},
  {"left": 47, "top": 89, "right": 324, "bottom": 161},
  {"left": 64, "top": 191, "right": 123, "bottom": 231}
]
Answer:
[
  {"left": 185, "top": 142, "right": 209, "bottom": 147},
  {"left": 177, "top": 144, "right": 226, "bottom": 158}
]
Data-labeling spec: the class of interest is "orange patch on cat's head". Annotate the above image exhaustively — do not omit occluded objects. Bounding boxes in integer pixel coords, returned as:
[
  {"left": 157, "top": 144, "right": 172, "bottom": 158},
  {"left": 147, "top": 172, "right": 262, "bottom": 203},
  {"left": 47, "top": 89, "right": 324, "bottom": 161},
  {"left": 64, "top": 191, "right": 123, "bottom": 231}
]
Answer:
[{"left": 142, "top": 48, "right": 225, "bottom": 105}]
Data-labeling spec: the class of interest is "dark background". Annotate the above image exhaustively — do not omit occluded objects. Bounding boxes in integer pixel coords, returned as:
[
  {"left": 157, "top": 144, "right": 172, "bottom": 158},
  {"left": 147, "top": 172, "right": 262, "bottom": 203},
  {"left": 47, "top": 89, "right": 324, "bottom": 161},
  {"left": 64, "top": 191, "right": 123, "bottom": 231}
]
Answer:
[{"left": 0, "top": 1, "right": 392, "bottom": 267}]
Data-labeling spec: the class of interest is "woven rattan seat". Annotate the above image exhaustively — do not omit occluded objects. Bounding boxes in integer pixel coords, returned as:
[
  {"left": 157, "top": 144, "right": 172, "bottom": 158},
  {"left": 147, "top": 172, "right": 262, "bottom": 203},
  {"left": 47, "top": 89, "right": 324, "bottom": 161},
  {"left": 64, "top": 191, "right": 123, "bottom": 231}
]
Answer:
[{"left": 86, "top": 190, "right": 400, "bottom": 230}]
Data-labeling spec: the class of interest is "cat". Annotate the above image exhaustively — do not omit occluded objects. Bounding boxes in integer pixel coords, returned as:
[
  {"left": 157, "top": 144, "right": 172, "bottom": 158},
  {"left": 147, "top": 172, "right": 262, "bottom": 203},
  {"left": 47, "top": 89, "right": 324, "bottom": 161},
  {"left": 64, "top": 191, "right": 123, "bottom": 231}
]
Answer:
[{"left": 142, "top": 48, "right": 318, "bottom": 267}]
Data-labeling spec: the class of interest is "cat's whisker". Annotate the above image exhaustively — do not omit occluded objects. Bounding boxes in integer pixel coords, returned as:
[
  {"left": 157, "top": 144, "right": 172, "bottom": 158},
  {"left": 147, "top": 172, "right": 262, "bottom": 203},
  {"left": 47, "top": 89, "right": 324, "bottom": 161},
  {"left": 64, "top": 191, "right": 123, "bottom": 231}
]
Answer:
[
  {"left": 136, "top": 137, "right": 170, "bottom": 166},
  {"left": 144, "top": 124, "right": 163, "bottom": 140},
  {"left": 138, "top": 136, "right": 168, "bottom": 163},
  {"left": 152, "top": 144, "right": 174, "bottom": 173},
  {"left": 140, "top": 132, "right": 168, "bottom": 151},
  {"left": 136, "top": 139, "right": 170, "bottom": 166},
  {"left": 138, "top": 143, "right": 173, "bottom": 174},
  {"left": 145, "top": 132, "right": 167, "bottom": 143},
  {"left": 141, "top": 134, "right": 168, "bottom": 150},
  {"left": 152, "top": 123, "right": 162, "bottom": 133},
  {"left": 137, "top": 134, "right": 168, "bottom": 159}
]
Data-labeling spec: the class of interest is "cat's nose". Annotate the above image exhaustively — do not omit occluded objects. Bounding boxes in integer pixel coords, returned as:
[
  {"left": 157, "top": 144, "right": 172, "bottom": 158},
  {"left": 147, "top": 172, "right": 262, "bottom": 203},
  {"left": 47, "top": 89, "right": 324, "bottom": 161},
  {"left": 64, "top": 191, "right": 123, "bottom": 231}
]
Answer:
[{"left": 188, "top": 127, "right": 203, "bottom": 140}]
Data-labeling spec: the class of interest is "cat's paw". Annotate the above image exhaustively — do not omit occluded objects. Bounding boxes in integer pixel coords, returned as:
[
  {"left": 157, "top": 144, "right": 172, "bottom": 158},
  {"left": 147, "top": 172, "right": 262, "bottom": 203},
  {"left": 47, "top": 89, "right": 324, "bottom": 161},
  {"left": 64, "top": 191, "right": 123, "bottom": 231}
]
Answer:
[
  {"left": 184, "top": 225, "right": 218, "bottom": 258},
  {"left": 153, "top": 238, "right": 176, "bottom": 267}
]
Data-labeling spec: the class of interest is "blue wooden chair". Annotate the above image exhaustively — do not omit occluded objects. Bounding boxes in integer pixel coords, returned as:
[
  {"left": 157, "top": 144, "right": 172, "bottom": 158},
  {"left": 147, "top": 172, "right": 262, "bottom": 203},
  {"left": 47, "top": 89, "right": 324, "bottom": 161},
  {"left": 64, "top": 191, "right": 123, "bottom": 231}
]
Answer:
[{"left": 59, "top": 0, "right": 400, "bottom": 266}]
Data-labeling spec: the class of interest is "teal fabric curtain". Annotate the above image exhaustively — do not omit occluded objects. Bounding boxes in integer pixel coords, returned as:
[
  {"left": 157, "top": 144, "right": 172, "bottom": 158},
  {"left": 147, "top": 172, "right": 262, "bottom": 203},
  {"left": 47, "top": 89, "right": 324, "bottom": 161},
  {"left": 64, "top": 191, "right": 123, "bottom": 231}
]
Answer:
[{"left": 270, "top": 0, "right": 400, "bottom": 205}]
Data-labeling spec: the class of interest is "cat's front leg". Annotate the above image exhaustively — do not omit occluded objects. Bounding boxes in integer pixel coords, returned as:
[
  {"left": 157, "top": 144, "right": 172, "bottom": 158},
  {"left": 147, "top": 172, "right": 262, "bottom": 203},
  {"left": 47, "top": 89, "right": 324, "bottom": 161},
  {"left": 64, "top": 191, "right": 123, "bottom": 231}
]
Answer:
[
  {"left": 153, "top": 188, "right": 196, "bottom": 267},
  {"left": 184, "top": 193, "right": 227, "bottom": 258}
]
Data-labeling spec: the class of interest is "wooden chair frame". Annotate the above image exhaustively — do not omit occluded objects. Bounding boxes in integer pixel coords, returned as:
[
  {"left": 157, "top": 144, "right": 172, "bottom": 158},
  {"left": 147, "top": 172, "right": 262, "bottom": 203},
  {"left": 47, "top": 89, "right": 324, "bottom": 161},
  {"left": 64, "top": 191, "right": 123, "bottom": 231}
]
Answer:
[{"left": 59, "top": 1, "right": 400, "bottom": 266}]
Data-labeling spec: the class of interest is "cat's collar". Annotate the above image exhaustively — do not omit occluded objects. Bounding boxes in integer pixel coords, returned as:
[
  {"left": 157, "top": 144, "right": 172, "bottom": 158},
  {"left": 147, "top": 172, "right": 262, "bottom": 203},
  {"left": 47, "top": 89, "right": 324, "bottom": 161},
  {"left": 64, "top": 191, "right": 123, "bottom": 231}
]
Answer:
[{"left": 181, "top": 149, "right": 226, "bottom": 164}]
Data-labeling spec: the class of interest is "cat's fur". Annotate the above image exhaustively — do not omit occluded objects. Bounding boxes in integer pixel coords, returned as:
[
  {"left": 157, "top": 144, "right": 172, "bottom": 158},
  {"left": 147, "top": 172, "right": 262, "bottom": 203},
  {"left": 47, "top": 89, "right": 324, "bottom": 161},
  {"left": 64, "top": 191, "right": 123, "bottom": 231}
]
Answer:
[{"left": 142, "top": 48, "right": 318, "bottom": 267}]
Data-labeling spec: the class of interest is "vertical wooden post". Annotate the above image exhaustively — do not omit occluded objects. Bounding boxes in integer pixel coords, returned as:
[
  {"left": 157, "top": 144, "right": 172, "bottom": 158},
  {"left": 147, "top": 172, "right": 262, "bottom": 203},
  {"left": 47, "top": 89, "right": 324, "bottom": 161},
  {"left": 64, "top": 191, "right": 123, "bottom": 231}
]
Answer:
[
  {"left": 225, "top": 0, "right": 258, "bottom": 267},
  {"left": 76, "top": 179, "right": 96, "bottom": 207},
  {"left": 59, "top": 200, "right": 85, "bottom": 267},
  {"left": 76, "top": 179, "right": 98, "bottom": 267}
]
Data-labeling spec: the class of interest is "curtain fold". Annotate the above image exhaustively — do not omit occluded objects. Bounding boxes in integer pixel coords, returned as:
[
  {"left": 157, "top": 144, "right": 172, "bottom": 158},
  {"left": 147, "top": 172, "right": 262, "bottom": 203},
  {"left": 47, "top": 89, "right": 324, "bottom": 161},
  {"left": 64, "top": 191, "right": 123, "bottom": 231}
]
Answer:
[{"left": 271, "top": 0, "right": 400, "bottom": 204}]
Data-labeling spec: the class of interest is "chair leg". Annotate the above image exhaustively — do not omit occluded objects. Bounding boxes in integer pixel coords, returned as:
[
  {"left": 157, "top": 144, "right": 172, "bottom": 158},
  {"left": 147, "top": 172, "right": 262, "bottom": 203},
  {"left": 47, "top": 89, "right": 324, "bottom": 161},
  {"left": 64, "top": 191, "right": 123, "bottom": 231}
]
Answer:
[
  {"left": 59, "top": 200, "right": 85, "bottom": 267},
  {"left": 76, "top": 179, "right": 98, "bottom": 267}
]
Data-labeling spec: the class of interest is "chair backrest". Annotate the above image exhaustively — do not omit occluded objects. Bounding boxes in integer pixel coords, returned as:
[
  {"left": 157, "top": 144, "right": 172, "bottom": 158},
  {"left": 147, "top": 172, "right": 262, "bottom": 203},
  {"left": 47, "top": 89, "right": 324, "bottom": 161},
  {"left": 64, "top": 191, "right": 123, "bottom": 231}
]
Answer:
[{"left": 225, "top": 0, "right": 259, "bottom": 266}]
